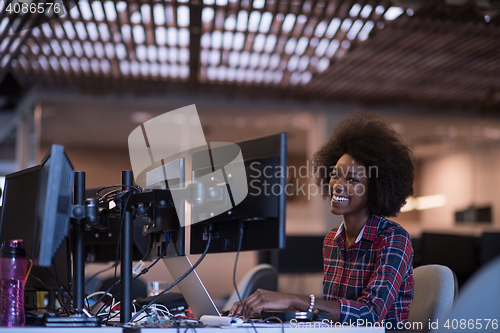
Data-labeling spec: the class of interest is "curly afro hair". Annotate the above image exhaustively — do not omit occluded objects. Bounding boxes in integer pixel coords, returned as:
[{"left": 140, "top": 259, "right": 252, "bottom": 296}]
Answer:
[{"left": 313, "top": 111, "right": 414, "bottom": 217}]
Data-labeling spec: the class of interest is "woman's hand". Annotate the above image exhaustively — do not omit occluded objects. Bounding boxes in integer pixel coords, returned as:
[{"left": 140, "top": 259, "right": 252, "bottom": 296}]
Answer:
[{"left": 229, "top": 289, "right": 300, "bottom": 320}]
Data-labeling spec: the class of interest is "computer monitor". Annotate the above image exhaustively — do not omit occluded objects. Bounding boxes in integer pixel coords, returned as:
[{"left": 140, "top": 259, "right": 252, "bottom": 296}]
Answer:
[
  {"left": 0, "top": 165, "right": 70, "bottom": 291},
  {"left": 83, "top": 188, "right": 151, "bottom": 263},
  {"left": 190, "top": 133, "right": 287, "bottom": 254},
  {"left": 127, "top": 157, "right": 187, "bottom": 259},
  {"left": 33, "top": 144, "right": 75, "bottom": 267}
]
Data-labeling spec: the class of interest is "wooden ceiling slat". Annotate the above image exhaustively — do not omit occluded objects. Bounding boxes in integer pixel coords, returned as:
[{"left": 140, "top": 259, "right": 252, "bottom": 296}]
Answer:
[
  {"left": 300, "top": 1, "right": 330, "bottom": 74},
  {"left": 278, "top": 0, "right": 320, "bottom": 87},
  {"left": 45, "top": 19, "right": 79, "bottom": 85},
  {"left": 215, "top": 0, "right": 233, "bottom": 75},
  {"left": 300, "top": 0, "right": 388, "bottom": 94},
  {"left": 189, "top": 0, "right": 202, "bottom": 86},
  {"left": 56, "top": 17, "right": 96, "bottom": 90},
  {"left": 0, "top": 0, "right": 498, "bottom": 111},
  {"left": 240, "top": 2, "right": 265, "bottom": 87},
  {"left": 19, "top": 36, "right": 43, "bottom": 82},
  {"left": 172, "top": 0, "right": 181, "bottom": 79},
  {"left": 112, "top": 0, "right": 135, "bottom": 84},
  {"left": 97, "top": 0, "right": 125, "bottom": 82},
  {"left": 138, "top": 2, "right": 152, "bottom": 81},
  {"left": 125, "top": 2, "right": 143, "bottom": 80},
  {"left": 0, "top": 0, "right": 13, "bottom": 24},
  {"left": 86, "top": 0, "right": 114, "bottom": 86},
  {"left": 276, "top": 0, "right": 304, "bottom": 87},
  {"left": 225, "top": 0, "right": 244, "bottom": 86},
  {"left": 74, "top": 1, "right": 103, "bottom": 80},
  {"left": 0, "top": 10, "right": 33, "bottom": 74},
  {"left": 148, "top": 0, "right": 161, "bottom": 82},
  {"left": 203, "top": 0, "right": 218, "bottom": 83},
  {"left": 258, "top": 0, "right": 290, "bottom": 88},
  {"left": 297, "top": 6, "right": 500, "bottom": 109},
  {"left": 158, "top": 2, "right": 175, "bottom": 68},
  {"left": 63, "top": 2, "right": 96, "bottom": 83}
]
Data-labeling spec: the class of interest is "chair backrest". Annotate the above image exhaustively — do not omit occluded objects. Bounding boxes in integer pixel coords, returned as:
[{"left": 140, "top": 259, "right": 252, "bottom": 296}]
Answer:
[
  {"left": 431, "top": 256, "right": 500, "bottom": 333},
  {"left": 408, "top": 264, "right": 457, "bottom": 326},
  {"left": 222, "top": 264, "right": 278, "bottom": 311}
]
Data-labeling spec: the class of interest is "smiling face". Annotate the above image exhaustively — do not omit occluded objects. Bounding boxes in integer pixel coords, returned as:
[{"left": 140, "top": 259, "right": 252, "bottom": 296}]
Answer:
[{"left": 329, "top": 154, "right": 370, "bottom": 221}]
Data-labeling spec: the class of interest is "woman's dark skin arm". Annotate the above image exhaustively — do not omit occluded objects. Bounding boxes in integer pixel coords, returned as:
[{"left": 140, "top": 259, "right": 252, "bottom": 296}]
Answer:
[{"left": 229, "top": 289, "right": 342, "bottom": 321}]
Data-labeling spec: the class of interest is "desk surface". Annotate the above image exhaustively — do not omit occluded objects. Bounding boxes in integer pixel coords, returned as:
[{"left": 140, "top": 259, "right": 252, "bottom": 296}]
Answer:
[{"left": 138, "top": 324, "right": 385, "bottom": 332}]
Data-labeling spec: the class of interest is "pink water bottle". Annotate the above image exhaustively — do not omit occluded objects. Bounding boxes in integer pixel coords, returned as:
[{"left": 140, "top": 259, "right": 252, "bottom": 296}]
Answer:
[{"left": 0, "top": 239, "right": 27, "bottom": 327}]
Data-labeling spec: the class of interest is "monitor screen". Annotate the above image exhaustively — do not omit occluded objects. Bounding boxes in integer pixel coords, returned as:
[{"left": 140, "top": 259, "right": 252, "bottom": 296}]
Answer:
[
  {"left": 190, "top": 133, "right": 287, "bottom": 254},
  {"left": 126, "top": 157, "right": 187, "bottom": 259},
  {"left": 0, "top": 166, "right": 70, "bottom": 291}
]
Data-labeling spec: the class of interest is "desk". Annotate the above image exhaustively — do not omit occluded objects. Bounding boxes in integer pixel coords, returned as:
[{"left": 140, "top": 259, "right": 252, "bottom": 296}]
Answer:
[{"left": 0, "top": 324, "right": 384, "bottom": 332}]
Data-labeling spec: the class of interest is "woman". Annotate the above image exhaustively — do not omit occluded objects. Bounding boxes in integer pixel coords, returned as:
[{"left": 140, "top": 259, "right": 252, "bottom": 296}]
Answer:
[{"left": 230, "top": 112, "right": 414, "bottom": 327}]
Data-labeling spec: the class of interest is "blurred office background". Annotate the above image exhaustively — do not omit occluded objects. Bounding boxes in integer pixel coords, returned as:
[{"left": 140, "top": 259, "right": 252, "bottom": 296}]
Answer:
[{"left": 0, "top": 0, "right": 499, "bottom": 301}]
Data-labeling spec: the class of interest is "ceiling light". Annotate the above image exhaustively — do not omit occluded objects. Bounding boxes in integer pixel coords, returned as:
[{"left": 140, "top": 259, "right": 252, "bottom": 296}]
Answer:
[
  {"left": 285, "top": 38, "right": 297, "bottom": 54},
  {"left": 400, "top": 197, "right": 416, "bottom": 212},
  {"left": 357, "top": 21, "right": 374, "bottom": 41},
  {"left": 141, "top": 4, "right": 151, "bottom": 24},
  {"left": 248, "top": 11, "right": 261, "bottom": 32},
  {"left": 79, "top": 1, "right": 93, "bottom": 20},
  {"left": 349, "top": 4, "right": 362, "bottom": 17},
  {"left": 347, "top": 20, "right": 364, "bottom": 40},
  {"left": 259, "top": 12, "right": 273, "bottom": 33},
  {"left": 177, "top": 6, "right": 190, "bottom": 27},
  {"left": 236, "top": 11, "right": 248, "bottom": 31},
  {"left": 325, "top": 18, "right": 341, "bottom": 38}
]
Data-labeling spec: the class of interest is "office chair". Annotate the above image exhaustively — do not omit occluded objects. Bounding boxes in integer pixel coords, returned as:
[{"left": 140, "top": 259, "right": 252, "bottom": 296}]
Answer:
[
  {"left": 432, "top": 256, "right": 500, "bottom": 333},
  {"left": 222, "top": 264, "right": 278, "bottom": 311},
  {"left": 408, "top": 264, "right": 457, "bottom": 328}
]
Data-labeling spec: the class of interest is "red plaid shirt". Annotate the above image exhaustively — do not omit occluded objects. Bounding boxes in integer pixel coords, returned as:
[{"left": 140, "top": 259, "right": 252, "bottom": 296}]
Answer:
[{"left": 323, "top": 215, "right": 414, "bottom": 326}]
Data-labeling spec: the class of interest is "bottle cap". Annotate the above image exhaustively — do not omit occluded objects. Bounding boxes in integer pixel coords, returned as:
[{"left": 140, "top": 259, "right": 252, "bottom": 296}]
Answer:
[{"left": 0, "top": 239, "right": 27, "bottom": 258}]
